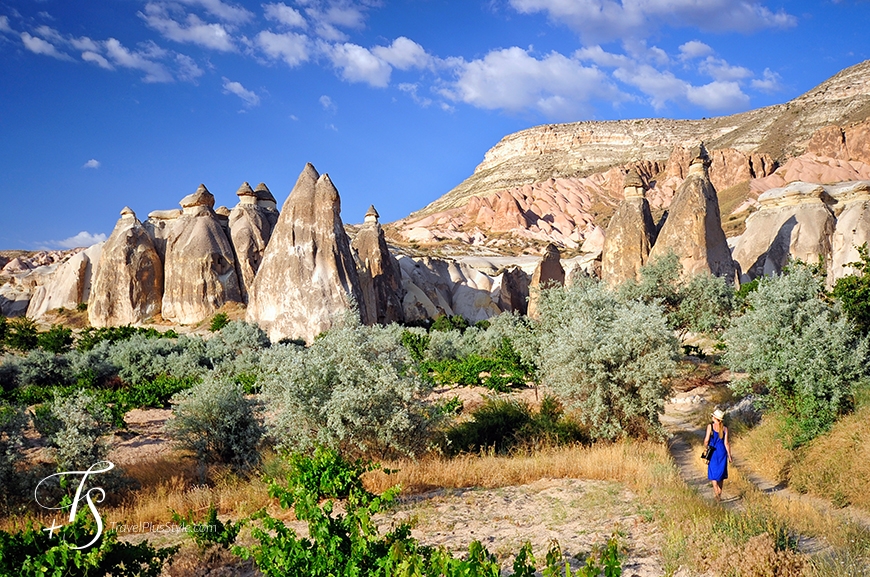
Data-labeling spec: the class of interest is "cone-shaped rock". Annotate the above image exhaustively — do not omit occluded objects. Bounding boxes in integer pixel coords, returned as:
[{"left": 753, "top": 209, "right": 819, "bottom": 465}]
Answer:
[
  {"left": 527, "top": 243, "right": 565, "bottom": 318},
  {"left": 732, "top": 182, "right": 836, "bottom": 282},
  {"left": 601, "top": 168, "right": 657, "bottom": 286},
  {"left": 648, "top": 144, "right": 734, "bottom": 279},
  {"left": 498, "top": 266, "right": 530, "bottom": 315},
  {"left": 352, "top": 205, "right": 404, "bottom": 325},
  {"left": 161, "top": 185, "right": 242, "bottom": 324},
  {"left": 229, "top": 181, "right": 280, "bottom": 301},
  {"left": 246, "top": 163, "right": 367, "bottom": 343},
  {"left": 89, "top": 209, "right": 163, "bottom": 327}
]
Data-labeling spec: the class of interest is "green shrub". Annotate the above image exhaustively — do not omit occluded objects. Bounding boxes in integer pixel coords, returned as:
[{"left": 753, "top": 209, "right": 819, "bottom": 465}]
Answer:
[
  {"left": 75, "top": 325, "right": 178, "bottom": 352},
  {"left": 261, "top": 319, "right": 440, "bottom": 458},
  {"left": 5, "top": 317, "right": 38, "bottom": 352},
  {"left": 16, "top": 349, "right": 74, "bottom": 388},
  {"left": 0, "top": 506, "right": 176, "bottom": 576},
  {"left": 400, "top": 329, "right": 430, "bottom": 362},
  {"left": 37, "top": 324, "right": 74, "bottom": 354},
  {"left": 209, "top": 312, "right": 231, "bottom": 332},
  {"left": 431, "top": 314, "right": 469, "bottom": 333},
  {"left": 536, "top": 282, "right": 679, "bottom": 440},
  {"left": 831, "top": 242, "right": 870, "bottom": 335},
  {"left": 445, "top": 396, "right": 585, "bottom": 455},
  {"left": 170, "top": 504, "right": 244, "bottom": 550},
  {"left": 166, "top": 376, "right": 263, "bottom": 473},
  {"left": 725, "top": 263, "right": 870, "bottom": 447}
]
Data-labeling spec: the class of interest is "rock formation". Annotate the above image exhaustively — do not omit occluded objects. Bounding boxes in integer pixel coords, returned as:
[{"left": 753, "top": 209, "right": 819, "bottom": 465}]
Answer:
[
  {"left": 27, "top": 243, "right": 102, "bottom": 318},
  {"left": 143, "top": 209, "right": 182, "bottom": 264},
  {"left": 89, "top": 207, "right": 164, "bottom": 327},
  {"left": 398, "top": 256, "right": 503, "bottom": 322},
  {"left": 228, "top": 181, "right": 279, "bottom": 301},
  {"left": 161, "top": 185, "right": 242, "bottom": 324},
  {"left": 601, "top": 168, "right": 657, "bottom": 286},
  {"left": 351, "top": 205, "right": 404, "bottom": 325},
  {"left": 648, "top": 144, "right": 735, "bottom": 280},
  {"left": 828, "top": 181, "right": 870, "bottom": 283},
  {"left": 527, "top": 243, "right": 565, "bottom": 318},
  {"left": 731, "top": 182, "right": 835, "bottom": 282},
  {"left": 246, "top": 164, "right": 367, "bottom": 343},
  {"left": 498, "top": 267, "right": 530, "bottom": 315}
]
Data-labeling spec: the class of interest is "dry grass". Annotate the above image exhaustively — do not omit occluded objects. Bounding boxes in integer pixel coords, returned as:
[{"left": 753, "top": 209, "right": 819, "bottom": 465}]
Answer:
[
  {"left": 788, "top": 406, "right": 870, "bottom": 510},
  {"left": 733, "top": 413, "right": 795, "bottom": 484},
  {"left": 365, "top": 441, "right": 674, "bottom": 495}
]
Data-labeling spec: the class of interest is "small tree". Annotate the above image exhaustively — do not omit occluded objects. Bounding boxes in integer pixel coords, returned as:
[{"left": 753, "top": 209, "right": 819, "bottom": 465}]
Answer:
[
  {"left": 535, "top": 282, "right": 679, "bottom": 440},
  {"left": 166, "top": 376, "right": 263, "bottom": 474},
  {"left": 5, "top": 318, "right": 38, "bottom": 352},
  {"left": 725, "top": 262, "right": 870, "bottom": 447}
]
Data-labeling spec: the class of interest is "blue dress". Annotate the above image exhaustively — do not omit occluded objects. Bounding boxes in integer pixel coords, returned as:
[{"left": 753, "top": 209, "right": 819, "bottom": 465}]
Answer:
[{"left": 707, "top": 426, "right": 728, "bottom": 482}]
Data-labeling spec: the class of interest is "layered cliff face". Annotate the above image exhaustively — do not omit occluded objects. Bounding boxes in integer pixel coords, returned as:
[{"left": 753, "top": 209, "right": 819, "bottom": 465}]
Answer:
[{"left": 389, "top": 59, "right": 870, "bottom": 253}]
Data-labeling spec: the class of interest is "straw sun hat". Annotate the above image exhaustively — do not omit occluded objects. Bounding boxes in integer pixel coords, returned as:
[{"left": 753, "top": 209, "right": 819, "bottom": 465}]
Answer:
[{"left": 711, "top": 408, "right": 726, "bottom": 421}]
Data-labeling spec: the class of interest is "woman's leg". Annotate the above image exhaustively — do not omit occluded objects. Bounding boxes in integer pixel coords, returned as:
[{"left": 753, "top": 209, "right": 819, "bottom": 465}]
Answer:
[{"left": 712, "top": 480, "right": 722, "bottom": 501}]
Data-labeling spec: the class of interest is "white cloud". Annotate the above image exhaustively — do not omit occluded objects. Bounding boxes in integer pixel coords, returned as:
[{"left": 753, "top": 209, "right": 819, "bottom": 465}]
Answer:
[
  {"left": 698, "top": 56, "right": 752, "bottom": 82},
  {"left": 372, "top": 37, "right": 430, "bottom": 71},
  {"left": 256, "top": 30, "right": 309, "bottom": 66},
  {"left": 264, "top": 3, "right": 307, "bottom": 28},
  {"left": 442, "top": 47, "right": 621, "bottom": 119},
  {"left": 82, "top": 50, "right": 114, "bottom": 69},
  {"left": 580, "top": 45, "right": 751, "bottom": 112},
  {"left": 319, "top": 94, "right": 335, "bottom": 110},
  {"left": 222, "top": 76, "right": 260, "bottom": 106},
  {"left": 678, "top": 40, "right": 713, "bottom": 60},
  {"left": 82, "top": 159, "right": 100, "bottom": 169},
  {"left": 20, "top": 32, "right": 73, "bottom": 60},
  {"left": 104, "top": 38, "right": 173, "bottom": 83},
  {"left": 50, "top": 231, "right": 108, "bottom": 249},
  {"left": 687, "top": 80, "right": 750, "bottom": 110},
  {"left": 175, "top": 53, "right": 204, "bottom": 81},
  {"left": 175, "top": 0, "right": 254, "bottom": 23},
  {"left": 140, "top": 3, "right": 235, "bottom": 51},
  {"left": 398, "top": 83, "right": 432, "bottom": 107},
  {"left": 0, "top": 16, "right": 12, "bottom": 33},
  {"left": 509, "top": 0, "right": 796, "bottom": 43},
  {"left": 327, "top": 42, "right": 391, "bottom": 87},
  {"left": 302, "top": 1, "right": 369, "bottom": 41},
  {"left": 751, "top": 67, "right": 783, "bottom": 93}
]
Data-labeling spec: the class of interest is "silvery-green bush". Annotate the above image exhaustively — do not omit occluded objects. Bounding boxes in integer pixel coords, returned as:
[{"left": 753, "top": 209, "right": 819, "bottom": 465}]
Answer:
[
  {"left": 724, "top": 263, "right": 870, "bottom": 446},
  {"left": 204, "top": 320, "right": 270, "bottom": 377},
  {"left": 13, "top": 349, "right": 74, "bottom": 388},
  {"left": 476, "top": 312, "right": 539, "bottom": 367},
  {"left": 0, "top": 401, "right": 27, "bottom": 497},
  {"left": 535, "top": 281, "right": 679, "bottom": 440},
  {"left": 166, "top": 375, "right": 263, "bottom": 472},
  {"left": 261, "top": 318, "right": 440, "bottom": 458},
  {"left": 39, "top": 390, "right": 113, "bottom": 471}
]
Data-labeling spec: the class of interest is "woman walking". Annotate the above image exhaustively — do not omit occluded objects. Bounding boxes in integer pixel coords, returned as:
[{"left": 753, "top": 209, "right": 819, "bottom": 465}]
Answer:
[{"left": 703, "top": 408, "right": 732, "bottom": 502}]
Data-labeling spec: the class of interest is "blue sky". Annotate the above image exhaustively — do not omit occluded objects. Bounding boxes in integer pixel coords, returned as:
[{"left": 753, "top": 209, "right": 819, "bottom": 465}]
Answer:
[{"left": 0, "top": 0, "right": 868, "bottom": 250}]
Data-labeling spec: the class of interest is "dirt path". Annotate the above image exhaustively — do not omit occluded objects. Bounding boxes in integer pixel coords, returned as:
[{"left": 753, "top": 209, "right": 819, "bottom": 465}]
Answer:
[{"left": 662, "top": 380, "right": 870, "bottom": 557}]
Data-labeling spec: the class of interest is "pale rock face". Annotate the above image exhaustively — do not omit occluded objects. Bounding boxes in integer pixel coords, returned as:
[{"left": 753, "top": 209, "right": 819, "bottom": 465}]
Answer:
[
  {"left": 246, "top": 163, "right": 367, "bottom": 343},
  {"left": 229, "top": 182, "right": 280, "bottom": 302},
  {"left": 498, "top": 267, "right": 530, "bottom": 315},
  {"left": 397, "top": 256, "right": 502, "bottom": 323},
  {"left": 351, "top": 207, "right": 405, "bottom": 325},
  {"left": 648, "top": 150, "right": 735, "bottom": 280},
  {"left": 601, "top": 169, "right": 657, "bottom": 286},
  {"left": 89, "top": 211, "right": 164, "bottom": 327},
  {"left": 732, "top": 182, "right": 835, "bottom": 282},
  {"left": 144, "top": 209, "right": 182, "bottom": 264},
  {"left": 161, "top": 186, "right": 242, "bottom": 324},
  {"left": 828, "top": 181, "right": 870, "bottom": 283},
  {"left": 527, "top": 243, "right": 565, "bottom": 318},
  {"left": 27, "top": 243, "right": 103, "bottom": 319}
]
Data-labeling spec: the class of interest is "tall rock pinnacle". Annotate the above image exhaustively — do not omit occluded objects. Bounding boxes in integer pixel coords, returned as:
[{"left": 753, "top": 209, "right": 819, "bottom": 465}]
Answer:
[{"left": 601, "top": 167, "right": 657, "bottom": 286}]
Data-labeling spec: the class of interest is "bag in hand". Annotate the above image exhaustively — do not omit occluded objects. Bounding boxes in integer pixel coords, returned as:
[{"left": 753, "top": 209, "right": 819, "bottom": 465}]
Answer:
[{"left": 701, "top": 444, "right": 715, "bottom": 462}]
